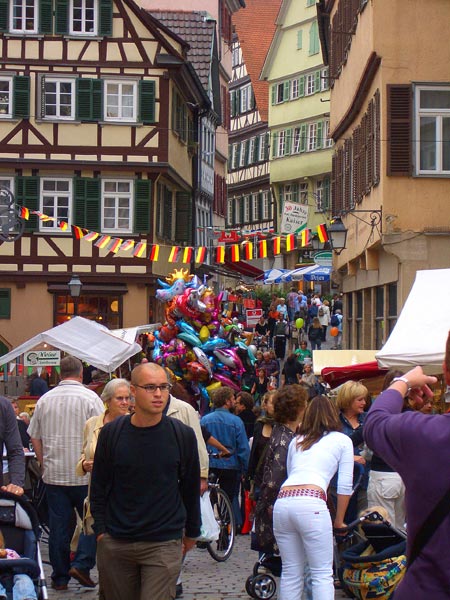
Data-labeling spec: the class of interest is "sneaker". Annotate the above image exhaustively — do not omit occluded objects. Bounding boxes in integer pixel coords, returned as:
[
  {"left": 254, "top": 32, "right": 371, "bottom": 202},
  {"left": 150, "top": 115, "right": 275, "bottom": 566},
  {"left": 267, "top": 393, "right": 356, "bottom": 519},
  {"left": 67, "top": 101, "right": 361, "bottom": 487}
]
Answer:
[{"left": 175, "top": 583, "right": 183, "bottom": 598}]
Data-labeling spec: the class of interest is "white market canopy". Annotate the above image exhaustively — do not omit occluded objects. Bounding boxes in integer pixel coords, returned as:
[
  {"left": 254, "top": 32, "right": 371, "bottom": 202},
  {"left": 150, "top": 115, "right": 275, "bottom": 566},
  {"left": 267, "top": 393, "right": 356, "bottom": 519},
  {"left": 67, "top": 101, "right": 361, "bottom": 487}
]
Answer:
[
  {"left": 281, "top": 265, "right": 332, "bottom": 283},
  {"left": 376, "top": 268, "right": 450, "bottom": 373},
  {"left": 0, "top": 316, "right": 144, "bottom": 373}
]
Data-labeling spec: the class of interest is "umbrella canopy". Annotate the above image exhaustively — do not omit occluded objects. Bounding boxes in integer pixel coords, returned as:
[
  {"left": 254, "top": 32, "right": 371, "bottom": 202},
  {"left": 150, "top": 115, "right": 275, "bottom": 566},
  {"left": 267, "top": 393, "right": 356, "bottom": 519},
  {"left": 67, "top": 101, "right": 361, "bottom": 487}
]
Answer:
[
  {"left": 281, "top": 265, "right": 332, "bottom": 282},
  {"left": 262, "top": 268, "right": 290, "bottom": 284}
]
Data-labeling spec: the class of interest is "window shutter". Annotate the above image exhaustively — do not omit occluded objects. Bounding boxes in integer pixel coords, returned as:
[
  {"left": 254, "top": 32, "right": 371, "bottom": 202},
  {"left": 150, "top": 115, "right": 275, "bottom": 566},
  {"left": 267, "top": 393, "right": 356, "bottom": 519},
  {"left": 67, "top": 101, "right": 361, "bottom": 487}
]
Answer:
[
  {"left": 374, "top": 89, "right": 380, "bottom": 185},
  {"left": 254, "top": 135, "right": 260, "bottom": 162},
  {"left": 258, "top": 192, "right": 263, "bottom": 221},
  {"left": 309, "top": 21, "right": 317, "bottom": 55},
  {"left": 0, "top": 289, "right": 11, "bottom": 319},
  {"left": 230, "top": 91, "right": 236, "bottom": 117},
  {"left": 315, "top": 70, "right": 321, "bottom": 94},
  {"left": 12, "top": 76, "right": 30, "bottom": 119},
  {"left": 16, "top": 176, "right": 39, "bottom": 231},
  {"left": 0, "top": 0, "right": 8, "bottom": 31},
  {"left": 163, "top": 187, "right": 173, "bottom": 239},
  {"left": 99, "top": 0, "right": 113, "bottom": 35},
  {"left": 387, "top": 84, "right": 412, "bottom": 176},
  {"left": 272, "top": 132, "right": 277, "bottom": 158},
  {"left": 297, "top": 30, "right": 302, "bottom": 50},
  {"left": 55, "top": 0, "right": 69, "bottom": 34},
  {"left": 134, "top": 180, "right": 151, "bottom": 234},
  {"left": 74, "top": 177, "right": 100, "bottom": 229},
  {"left": 39, "top": 0, "right": 53, "bottom": 34},
  {"left": 323, "top": 177, "right": 330, "bottom": 211},
  {"left": 239, "top": 198, "right": 245, "bottom": 224},
  {"left": 271, "top": 85, "right": 276, "bottom": 105},
  {"left": 174, "top": 192, "right": 192, "bottom": 244},
  {"left": 76, "top": 79, "right": 103, "bottom": 122},
  {"left": 316, "top": 121, "right": 323, "bottom": 149},
  {"left": 139, "top": 80, "right": 155, "bottom": 124},
  {"left": 285, "top": 129, "right": 292, "bottom": 156},
  {"left": 236, "top": 142, "right": 241, "bottom": 166},
  {"left": 92, "top": 79, "right": 103, "bottom": 121},
  {"left": 283, "top": 81, "right": 290, "bottom": 102},
  {"left": 244, "top": 140, "right": 250, "bottom": 165},
  {"left": 299, "top": 124, "right": 307, "bottom": 152},
  {"left": 299, "top": 75, "right": 305, "bottom": 97}
]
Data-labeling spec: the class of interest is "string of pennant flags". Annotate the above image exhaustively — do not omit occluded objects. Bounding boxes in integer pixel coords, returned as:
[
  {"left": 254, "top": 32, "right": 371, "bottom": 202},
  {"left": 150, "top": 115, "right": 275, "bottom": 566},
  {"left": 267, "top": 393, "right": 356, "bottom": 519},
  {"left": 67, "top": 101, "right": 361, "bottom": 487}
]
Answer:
[{"left": 18, "top": 205, "right": 329, "bottom": 264}]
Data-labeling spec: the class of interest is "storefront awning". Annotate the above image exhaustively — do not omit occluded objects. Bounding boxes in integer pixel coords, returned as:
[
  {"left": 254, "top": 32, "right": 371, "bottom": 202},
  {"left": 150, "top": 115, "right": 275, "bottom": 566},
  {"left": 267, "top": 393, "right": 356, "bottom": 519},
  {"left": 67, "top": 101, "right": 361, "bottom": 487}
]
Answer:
[{"left": 223, "top": 260, "right": 264, "bottom": 279}]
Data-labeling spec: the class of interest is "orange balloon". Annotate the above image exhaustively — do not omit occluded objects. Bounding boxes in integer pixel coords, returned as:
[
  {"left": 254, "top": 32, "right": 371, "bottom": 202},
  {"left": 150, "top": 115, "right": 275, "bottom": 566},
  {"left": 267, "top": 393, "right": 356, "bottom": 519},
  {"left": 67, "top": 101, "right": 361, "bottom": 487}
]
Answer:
[{"left": 330, "top": 327, "right": 339, "bottom": 337}]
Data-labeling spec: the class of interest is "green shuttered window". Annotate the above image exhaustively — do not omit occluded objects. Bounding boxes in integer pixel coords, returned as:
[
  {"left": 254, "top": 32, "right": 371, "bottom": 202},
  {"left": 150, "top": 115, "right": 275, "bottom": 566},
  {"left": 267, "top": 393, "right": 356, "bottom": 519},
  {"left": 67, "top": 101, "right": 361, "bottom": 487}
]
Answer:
[
  {"left": 134, "top": 179, "right": 151, "bottom": 233},
  {"left": 139, "top": 80, "right": 156, "bottom": 124},
  {"left": 16, "top": 176, "right": 39, "bottom": 231},
  {"left": 0, "top": 289, "right": 11, "bottom": 319},
  {"left": 13, "top": 76, "right": 30, "bottom": 119}
]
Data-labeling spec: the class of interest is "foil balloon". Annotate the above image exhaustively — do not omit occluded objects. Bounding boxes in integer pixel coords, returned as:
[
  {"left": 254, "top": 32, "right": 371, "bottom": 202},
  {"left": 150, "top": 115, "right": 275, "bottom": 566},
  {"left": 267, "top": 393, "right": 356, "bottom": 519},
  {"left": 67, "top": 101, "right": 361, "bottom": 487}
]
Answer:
[
  {"left": 201, "top": 337, "right": 229, "bottom": 353},
  {"left": 213, "top": 348, "right": 244, "bottom": 373},
  {"left": 177, "top": 332, "right": 202, "bottom": 348},
  {"left": 193, "top": 347, "right": 212, "bottom": 377},
  {"left": 178, "top": 321, "right": 199, "bottom": 337},
  {"left": 186, "top": 361, "right": 209, "bottom": 382},
  {"left": 199, "top": 325, "right": 210, "bottom": 343},
  {"left": 248, "top": 344, "right": 257, "bottom": 357},
  {"left": 156, "top": 278, "right": 189, "bottom": 303},
  {"left": 206, "top": 381, "right": 222, "bottom": 395},
  {"left": 213, "top": 374, "right": 241, "bottom": 392},
  {"left": 158, "top": 324, "right": 179, "bottom": 343}
]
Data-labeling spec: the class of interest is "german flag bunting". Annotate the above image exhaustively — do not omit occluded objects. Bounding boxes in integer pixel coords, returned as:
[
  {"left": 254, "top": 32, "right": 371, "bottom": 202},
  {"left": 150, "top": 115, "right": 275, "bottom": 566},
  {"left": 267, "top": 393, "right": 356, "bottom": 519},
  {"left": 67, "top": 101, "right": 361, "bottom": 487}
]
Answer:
[
  {"left": 120, "top": 240, "right": 135, "bottom": 252},
  {"left": 285, "top": 234, "right": 295, "bottom": 252},
  {"left": 19, "top": 207, "right": 29, "bottom": 220},
  {"left": 133, "top": 241, "right": 147, "bottom": 258},
  {"left": 317, "top": 223, "right": 329, "bottom": 243},
  {"left": 182, "top": 247, "right": 193, "bottom": 264},
  {"left": 59, "top": 221, "right": 68, "bottom": 232},
  {"left": 84, "top": 231, "right": 99, "bottom": 242},
  {"left": 72, "top": 225, "right": 84, "bottom": 239},
  {"left": 195, "top": 246, "right": 207, "bottom": 263},
  {"left": 216, "top": 246, "right": 225, "bottom": 264},
  {"left": 94, "top": 235, "right": 111, "bottom": 249},
  {"left": 273, "top": 237, "right": 281, "bottom": 255},
  {"left": 168, "top": 246, "right": 180, "bottom": 263},
  {"left": 230, "top": 244, "right": 240, "bottom": 262},
  {"left": 108, "top": 238, "right": 122, "bottom": 254},
  {"left": 244, "top": 242, "right": 253, "bottom": 260},
  {"left": 301, "top": 229, "right": 310, "bottom": 247},
  {"left": 149, "top": 244, "right": 159, "bottom": 261},
  {"left": 259, "top": 239, "right": 267, "bottom": 259}
]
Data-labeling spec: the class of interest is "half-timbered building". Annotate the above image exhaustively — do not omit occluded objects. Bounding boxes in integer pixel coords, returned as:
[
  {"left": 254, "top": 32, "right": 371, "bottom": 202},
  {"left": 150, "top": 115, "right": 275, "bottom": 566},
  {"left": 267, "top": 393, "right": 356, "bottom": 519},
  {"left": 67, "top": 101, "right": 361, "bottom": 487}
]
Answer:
[{"left": 0, "top": 0, "right": 209, "bottom": 351}]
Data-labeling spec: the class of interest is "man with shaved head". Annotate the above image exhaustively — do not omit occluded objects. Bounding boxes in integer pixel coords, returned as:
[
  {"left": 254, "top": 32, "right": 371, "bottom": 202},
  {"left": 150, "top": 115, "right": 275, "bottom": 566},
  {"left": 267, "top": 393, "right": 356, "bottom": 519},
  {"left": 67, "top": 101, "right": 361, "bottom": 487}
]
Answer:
[{"left": 90, "top": 363, "right": 201, "bottom": 600}]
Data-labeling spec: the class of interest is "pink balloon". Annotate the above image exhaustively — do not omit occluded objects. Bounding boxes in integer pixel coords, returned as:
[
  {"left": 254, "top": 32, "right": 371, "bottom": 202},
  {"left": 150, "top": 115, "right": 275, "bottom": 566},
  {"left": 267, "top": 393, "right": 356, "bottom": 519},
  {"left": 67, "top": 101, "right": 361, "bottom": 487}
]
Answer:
[{"left": 213, "top": 374, "right": 241, "bottom": 391}]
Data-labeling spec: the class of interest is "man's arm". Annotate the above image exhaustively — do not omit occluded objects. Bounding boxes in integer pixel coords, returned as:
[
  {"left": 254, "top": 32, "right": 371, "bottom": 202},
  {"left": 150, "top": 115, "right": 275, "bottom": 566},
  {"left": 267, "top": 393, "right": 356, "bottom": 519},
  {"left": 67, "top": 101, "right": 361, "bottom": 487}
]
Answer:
[
  {"left": 179, "top": 427, "right": 201, "bottom": 541},
  {"left": 31, "top": 438, "right": 43, "bottom": 467},
  {"left": 235, "top": 420, "right": 250, "bottom": 472},
  {"left": 90, "top": 427, "right": 111, "bottom": 539},
  {"left": 2, "top": 403, "right": 25, "bottom": 493}
]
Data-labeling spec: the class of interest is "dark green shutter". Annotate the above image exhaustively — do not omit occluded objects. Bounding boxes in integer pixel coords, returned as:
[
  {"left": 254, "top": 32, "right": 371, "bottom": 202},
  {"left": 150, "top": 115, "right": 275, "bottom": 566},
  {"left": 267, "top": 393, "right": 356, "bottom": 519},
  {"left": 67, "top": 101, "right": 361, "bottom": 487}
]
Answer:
[
  {"left": 239, "top": 198, "right": 245, "bottom": 224},
  {"left": 16, "top": 176, "right": 39, "bottom": 231},
  {"left": 13, "top": 77, "right": 30, "bottom": 119},
  {"left": 174, "top": 192, "right": 192, "bottom": 244},
  {"left": 285, "top": 129, "right": 292, "bottom": 156},
  {"left": 0, "top": 0, "right": 8, "bottom": 31},
  {"left": 39, "top": 0, "right": 53, "bottom": 34},
  {"left": 258, "top": 192, "right": 263, "bottom": 220},
  {"left": 99, "top": 0, "right": 112, "bottom": 35},
  {"left": 0, "top": 290, "right": 11, "bottom": 319},
  {"left": 134, "top": 180, "right": 151, "bottom": 233},
  {"left": 299, "top": 76, "right": 305, "bottom": 97},
  {"left": 254, "top": 136, "right": 260, "bottom": 162},
  {"left": 244, "top": 140, "right": 250, "bottom": 165},
  {"left": 55, "top": 0, "right": 68, "bottom": 34},
  {"left": 271, "top": 85, "right": 276, "bottom": 105},
  {"left": 323, "top": 177, "right": 330, "bottom": 211},
  {"left": 272, "top": 132, "right": 277, "bottom": 158},
  {"left": 316, "top": 121, "right": 323, "bottom": 149},
  {"left": 76, "top": 79, "right": 103, "bottom": 122},
  {"left": 315, "top": 70, "right": 321, "bottom": 93},
  {"left": 283, "top": 81, "right": 290, "bottom": 102},
  {"left": 74, "top": 177, "right": 100, "bottom": 229},
  {"left": 139, "top": 80, "right": 156, "bottom": 124},
  {"left": 299, "top": 124, "right": 307, "bottom": 152}
]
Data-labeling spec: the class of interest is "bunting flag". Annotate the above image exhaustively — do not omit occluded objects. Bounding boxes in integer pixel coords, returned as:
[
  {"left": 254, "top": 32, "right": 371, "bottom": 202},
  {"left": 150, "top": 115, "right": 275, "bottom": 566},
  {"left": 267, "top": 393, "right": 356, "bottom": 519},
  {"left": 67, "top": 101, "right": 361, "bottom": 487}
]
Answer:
[
  {"left": 84, "top": 231, "right": 99, "bottom": 242},
  {"left": 285, "top": 234, "right": 295, "bottom": 252},
  {"left": 259, "top": 239, "right": 267, "bottom": 259},
  {"left": 59, "top": 221, "right": 68, "bottom": 232},
  {"left": 133, "top": 241, "right": 147, "bottom": 258},
  {"left": 149, "top": 244, "right": 160, "bottom": 261},
  {"left": 244, "top": 241, "right": 253, "bottom": 260},
  {"left": 19, "top": 206, "right": 29, "bottom": 220},
  {"left": 301, "top": 228, "right": 311, "bottom": 247},
  {"left": 168, "top": 246, "right": 180, "bottom": 263},
  {"left": 195, "top": 246, "right": 207, "bottom": 263},
  {"left": 108, "top": 238, "right": 123, "bottom": 254},
  {"left": 216, "top": 246, "right": 225, "bottom": 264},
  {"left": 72, "top": 225, "right": 84, "bottom": 239},
  {"left": 95, "top": 235, "right": 111, "bottom": 249},
  {"left": 230, "top": 244, "right": 240, "bottom": 262},
  {"left": 182, "top": 247, "right": 193, "bottom": 264},
  {"left": 317, "top": 223, "right": 329, "bottom": 243},
  {"left": 120, "top": 239, "right": 135, "bottom": 252},
  {"left": 273, "top": 237, "right": 281, "bottom": 255},
  {"left": 35, "top": 212, "right": 53, "bottom": 222}
]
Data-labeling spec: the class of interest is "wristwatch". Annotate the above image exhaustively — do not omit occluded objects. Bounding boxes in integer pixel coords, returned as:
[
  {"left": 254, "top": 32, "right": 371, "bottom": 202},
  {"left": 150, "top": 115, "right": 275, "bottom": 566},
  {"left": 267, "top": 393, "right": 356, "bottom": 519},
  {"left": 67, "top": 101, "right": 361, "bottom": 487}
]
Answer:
[{"left": 391, "top": 376, "right": 412, "bottom": 395}]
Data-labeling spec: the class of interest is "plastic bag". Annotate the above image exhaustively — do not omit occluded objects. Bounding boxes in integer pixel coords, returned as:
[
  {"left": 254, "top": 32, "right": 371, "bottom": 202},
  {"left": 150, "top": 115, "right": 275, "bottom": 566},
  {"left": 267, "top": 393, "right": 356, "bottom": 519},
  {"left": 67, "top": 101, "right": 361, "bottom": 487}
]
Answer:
[{"left": 197, "top": 491, "right": 220, "bottom": 542}]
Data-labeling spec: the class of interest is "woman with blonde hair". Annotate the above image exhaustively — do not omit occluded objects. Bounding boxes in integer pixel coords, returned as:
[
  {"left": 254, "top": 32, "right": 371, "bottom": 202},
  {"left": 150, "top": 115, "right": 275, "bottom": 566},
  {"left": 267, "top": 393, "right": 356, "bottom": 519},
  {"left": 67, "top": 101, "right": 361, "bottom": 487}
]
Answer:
[{"left": 273, "top": 395, "right": 353, "bottom": 599}]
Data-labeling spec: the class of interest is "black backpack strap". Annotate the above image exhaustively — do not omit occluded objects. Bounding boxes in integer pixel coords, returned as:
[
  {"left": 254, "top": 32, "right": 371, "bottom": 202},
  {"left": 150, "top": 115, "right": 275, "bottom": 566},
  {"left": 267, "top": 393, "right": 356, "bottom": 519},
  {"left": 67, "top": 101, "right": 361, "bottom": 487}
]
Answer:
[{"left": 408, "top": 487, "right": 450, "bottom": 569}]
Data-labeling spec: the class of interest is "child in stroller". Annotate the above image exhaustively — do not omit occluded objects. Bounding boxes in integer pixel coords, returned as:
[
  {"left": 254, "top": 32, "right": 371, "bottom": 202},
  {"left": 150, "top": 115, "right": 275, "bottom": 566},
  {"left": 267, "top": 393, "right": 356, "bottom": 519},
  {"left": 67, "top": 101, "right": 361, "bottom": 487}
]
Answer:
[
  {"left": 0, "top": 491, "right": 47, "bottom": 600},
  {"left": 335, "top": 507, "right": 407, "bottom": 599}
]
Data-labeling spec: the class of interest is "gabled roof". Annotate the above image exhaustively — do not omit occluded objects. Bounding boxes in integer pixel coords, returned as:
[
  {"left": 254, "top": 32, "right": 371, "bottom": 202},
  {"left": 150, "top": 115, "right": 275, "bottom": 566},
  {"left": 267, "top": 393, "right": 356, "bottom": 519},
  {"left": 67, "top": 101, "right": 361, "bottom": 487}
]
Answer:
[
  {"left": 149, "top": 10, "right": 216, "bottom": 92},
  {"left": 232, "top": 0, "right": 283, "bottom": 122}
]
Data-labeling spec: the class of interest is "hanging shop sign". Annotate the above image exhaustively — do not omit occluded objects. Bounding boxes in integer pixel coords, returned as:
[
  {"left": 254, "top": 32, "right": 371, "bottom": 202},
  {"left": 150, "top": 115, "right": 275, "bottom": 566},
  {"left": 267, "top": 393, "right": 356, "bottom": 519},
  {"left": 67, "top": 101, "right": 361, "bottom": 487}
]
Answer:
[
  {"left": 24, "top": 350, "right": 61, "bottom": 367},
  {"left": 280, "top": 201, "right": 309, "bottom": 234}
]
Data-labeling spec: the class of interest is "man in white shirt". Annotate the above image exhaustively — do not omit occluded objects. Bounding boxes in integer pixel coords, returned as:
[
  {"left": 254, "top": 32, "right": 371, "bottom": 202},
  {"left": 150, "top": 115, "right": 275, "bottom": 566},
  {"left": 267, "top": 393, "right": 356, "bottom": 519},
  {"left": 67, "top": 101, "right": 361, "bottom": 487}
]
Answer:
[{"left": 29, "top": 355, "right": 104, "bottom": 591}]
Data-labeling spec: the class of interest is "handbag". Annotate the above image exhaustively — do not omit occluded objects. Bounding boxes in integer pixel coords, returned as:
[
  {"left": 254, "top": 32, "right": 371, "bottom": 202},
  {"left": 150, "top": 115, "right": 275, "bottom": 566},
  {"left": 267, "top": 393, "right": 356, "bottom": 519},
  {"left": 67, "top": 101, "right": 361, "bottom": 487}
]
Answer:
[
  {"left": 408, "top": 486, "right": 450, "bottom": 568},
  {"left": 82, "top": 496, "right": 95, "bottom": 536},
  {"left": 197, "top": 491, "right": 220, "bottom": 542}
]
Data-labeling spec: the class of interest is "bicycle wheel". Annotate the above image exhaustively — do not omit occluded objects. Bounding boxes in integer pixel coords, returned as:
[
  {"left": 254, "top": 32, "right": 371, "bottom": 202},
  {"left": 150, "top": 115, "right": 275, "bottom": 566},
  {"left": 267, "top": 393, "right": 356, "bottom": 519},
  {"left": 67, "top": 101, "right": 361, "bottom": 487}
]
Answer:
[{"left": 206, "top": 487, "right": 235, "bottom": 561}]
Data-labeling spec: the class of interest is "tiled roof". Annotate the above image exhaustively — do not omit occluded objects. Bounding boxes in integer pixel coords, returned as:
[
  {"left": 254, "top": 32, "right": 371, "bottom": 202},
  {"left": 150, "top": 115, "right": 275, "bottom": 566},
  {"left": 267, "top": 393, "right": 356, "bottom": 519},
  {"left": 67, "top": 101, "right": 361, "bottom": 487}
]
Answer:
[
  {"left": 233, "top": 0, "right": 283, "bottom": 122},
  {"left": 149, "top": 10, "right": 215, "bottom": 92}
]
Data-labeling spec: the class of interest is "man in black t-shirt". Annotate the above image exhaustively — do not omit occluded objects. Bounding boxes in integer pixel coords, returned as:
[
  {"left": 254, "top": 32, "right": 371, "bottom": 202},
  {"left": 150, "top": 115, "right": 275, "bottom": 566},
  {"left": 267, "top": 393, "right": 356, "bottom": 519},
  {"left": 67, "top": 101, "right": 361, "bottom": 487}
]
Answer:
[{"left": 91, "top": 363, "right": 200, "bottom": 600}]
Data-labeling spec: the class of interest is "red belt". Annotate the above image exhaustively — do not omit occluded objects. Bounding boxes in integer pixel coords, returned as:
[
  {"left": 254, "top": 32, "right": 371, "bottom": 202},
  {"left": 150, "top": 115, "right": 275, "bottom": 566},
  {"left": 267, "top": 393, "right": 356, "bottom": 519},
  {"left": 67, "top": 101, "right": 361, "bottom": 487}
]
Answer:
[{"left": 278, "top": 487, "right": 326, "bottom": 502}]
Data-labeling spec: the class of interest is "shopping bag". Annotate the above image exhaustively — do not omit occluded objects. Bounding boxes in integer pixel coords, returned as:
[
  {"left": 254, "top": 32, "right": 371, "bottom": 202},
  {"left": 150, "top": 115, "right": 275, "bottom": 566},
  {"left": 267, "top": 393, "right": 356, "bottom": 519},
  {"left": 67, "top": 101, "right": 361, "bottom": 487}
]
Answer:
[
  {"left": 82, "top": 496, "right": 95, "bottom": 536},
  {"left": 197, "top": 491, "right": 220, "bottom": 542}
]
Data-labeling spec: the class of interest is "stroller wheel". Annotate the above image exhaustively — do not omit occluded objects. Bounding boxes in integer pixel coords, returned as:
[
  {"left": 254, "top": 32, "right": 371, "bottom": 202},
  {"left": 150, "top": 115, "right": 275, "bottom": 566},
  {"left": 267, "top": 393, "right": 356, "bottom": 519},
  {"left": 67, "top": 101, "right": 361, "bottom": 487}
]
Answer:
[
  {"left": 251, "top": 573, "right": 276, "bottom": 599},
  {"left": 245, "top": 576, "right": 256, "bottom": 597}
]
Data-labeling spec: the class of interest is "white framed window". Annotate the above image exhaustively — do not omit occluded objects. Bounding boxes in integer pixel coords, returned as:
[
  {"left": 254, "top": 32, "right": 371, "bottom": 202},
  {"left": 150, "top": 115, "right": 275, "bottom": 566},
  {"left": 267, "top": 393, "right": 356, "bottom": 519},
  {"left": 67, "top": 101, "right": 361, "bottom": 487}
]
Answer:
[
  {"left": 104, "top": 80, "right": 137, "bottom": 122},
  {"left": 321, "top": 67, "right": 330, "bottom": 91},
  {"left": 0, "top": 177, "right": 14, "bottom": 235},
  {"left": 243, "top": 195, "right": 250, "bottom": 222},
  {"left": 259, "top": 133, "right": 267, "bottom": 161},
  {"left": 262, "top": 191, "right": 270, "bottom": 220},
  {"left": 299, "top": 182, "right": 308, "bottom": 204},
  {"left": 281, "top": 183, "right": 298, "bottom": 203},
  {"left": 315, "top": 178, "right": 330, "bottom": 212},
  {"left": 276, "top": 82, "right": 285, "bottom": 104},
  {"left": 415, "top": 85, "right": 450, "bottom": 175},
  {"left": 292, "top": 127, "right": 301, "bottom": 154},
  {"left": 248, "top": 137, "right": 256, "bottom": 164},
  {"left": 323, "top": 120, "right": 333, "bottom": 148},
  {"left": 306, "top": 73, "right": 315, "bottom": 96},
  {"left": 10, "top": 0, "right": 38, "bottom": 33},
  {"left": 40, "top": 178, "right": 72, "bottom": 231},
  {"left": 308, "top": 122, "right": 318, "bottom": 151},
  {"left": 252, "top": 193, "right": 259, "bottom": 221},
  {"left": 291, "top": 78, "right": 299, "bottom": 100},
  {"left": 232, "top": 44, "right": 240, "bottom": 68},
  {"left": 239, "top": 141, "right": 247, "bottom": 167},
  {"left": 102, "top": 180, "right": 133, "bottom": 233},
  {"left": 240, "top": 84, "right": 253, "bottom": 113},
  {"left": 0, "top": 78, "right": 13, "bottom": 119},
  {"left": 277, "top": 130, "right": 286, "bottom": 157},
  {"left": 42, "top": 78, "right": 75, "bottom": 120},
  {"left": 231, "top": 143, "right": 239, "bottom": 170},
  {"left": 70, "top": 0, "right": 97, "bottom": 35}
]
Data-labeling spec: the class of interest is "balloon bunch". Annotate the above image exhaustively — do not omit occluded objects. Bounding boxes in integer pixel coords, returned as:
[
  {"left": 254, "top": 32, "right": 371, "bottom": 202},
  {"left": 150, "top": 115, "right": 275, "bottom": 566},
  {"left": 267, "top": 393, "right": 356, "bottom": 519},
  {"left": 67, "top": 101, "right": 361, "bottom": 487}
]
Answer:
[{"left": 150, "top": 269, "right": 257, "bottom": 414}]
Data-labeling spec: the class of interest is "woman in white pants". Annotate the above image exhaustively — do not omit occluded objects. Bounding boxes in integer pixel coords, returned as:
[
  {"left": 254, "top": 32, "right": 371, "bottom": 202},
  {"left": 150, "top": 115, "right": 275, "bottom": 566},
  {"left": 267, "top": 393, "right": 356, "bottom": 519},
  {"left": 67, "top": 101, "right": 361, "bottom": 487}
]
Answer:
[{"left": 273, "top": 396, "right": 354, "bottom": 600}]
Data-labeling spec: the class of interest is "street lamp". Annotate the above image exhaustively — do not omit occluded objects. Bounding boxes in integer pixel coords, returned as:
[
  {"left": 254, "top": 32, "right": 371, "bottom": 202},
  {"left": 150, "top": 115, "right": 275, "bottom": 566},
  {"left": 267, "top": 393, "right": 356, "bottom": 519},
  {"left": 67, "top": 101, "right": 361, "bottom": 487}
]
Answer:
[
  {"left": 68, "top": 273, "right": 82, "bottom": 317},
  {"left": 328, "top": 217, "right": 348, "bottom": 255}
]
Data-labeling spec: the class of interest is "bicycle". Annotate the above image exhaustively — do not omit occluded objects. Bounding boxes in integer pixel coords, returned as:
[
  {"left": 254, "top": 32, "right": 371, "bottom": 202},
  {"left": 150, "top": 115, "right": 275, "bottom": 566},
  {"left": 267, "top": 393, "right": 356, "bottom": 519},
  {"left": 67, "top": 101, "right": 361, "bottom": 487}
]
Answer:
[{"left": 203, "top": 458, "right": 236, "bottom": 562}]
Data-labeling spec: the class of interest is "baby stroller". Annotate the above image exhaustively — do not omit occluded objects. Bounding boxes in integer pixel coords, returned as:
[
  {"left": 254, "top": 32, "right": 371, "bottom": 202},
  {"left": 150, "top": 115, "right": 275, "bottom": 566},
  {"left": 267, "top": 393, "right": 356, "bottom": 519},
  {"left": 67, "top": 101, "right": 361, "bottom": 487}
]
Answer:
[
  {"left": 0, "top": 491, "right": 48, "bottom": 600},
  {"left": 335, "top": 509, "right": 407, "bottom": 599},
  {"left": 245, "top": 553, "right": 281, "bottom": 600}
]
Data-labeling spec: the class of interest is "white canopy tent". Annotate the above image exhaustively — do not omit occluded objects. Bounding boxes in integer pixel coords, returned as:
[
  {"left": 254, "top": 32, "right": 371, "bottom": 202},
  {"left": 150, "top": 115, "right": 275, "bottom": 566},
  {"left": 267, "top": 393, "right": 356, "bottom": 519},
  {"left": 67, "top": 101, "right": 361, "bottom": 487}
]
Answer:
[
  {"left": 376, "top": 268, "right": 450, "bottom": 373},
  {"left": 0, "top": 316, "right": 144, "bottom": 373}
]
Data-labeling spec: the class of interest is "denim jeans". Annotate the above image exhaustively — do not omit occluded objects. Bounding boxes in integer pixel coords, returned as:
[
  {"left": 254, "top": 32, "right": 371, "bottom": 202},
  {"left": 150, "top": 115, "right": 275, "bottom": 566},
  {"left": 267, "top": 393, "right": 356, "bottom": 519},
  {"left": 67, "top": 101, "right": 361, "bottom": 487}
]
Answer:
[
  {"left": 0, "top": 574, "right": 37, "bottom": 600},
  {"left": 273, "top": 496, "right": 334, "bottom": 600},
  {"left": 46, "top": 484, "right": 97, "bottom": 586}
]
